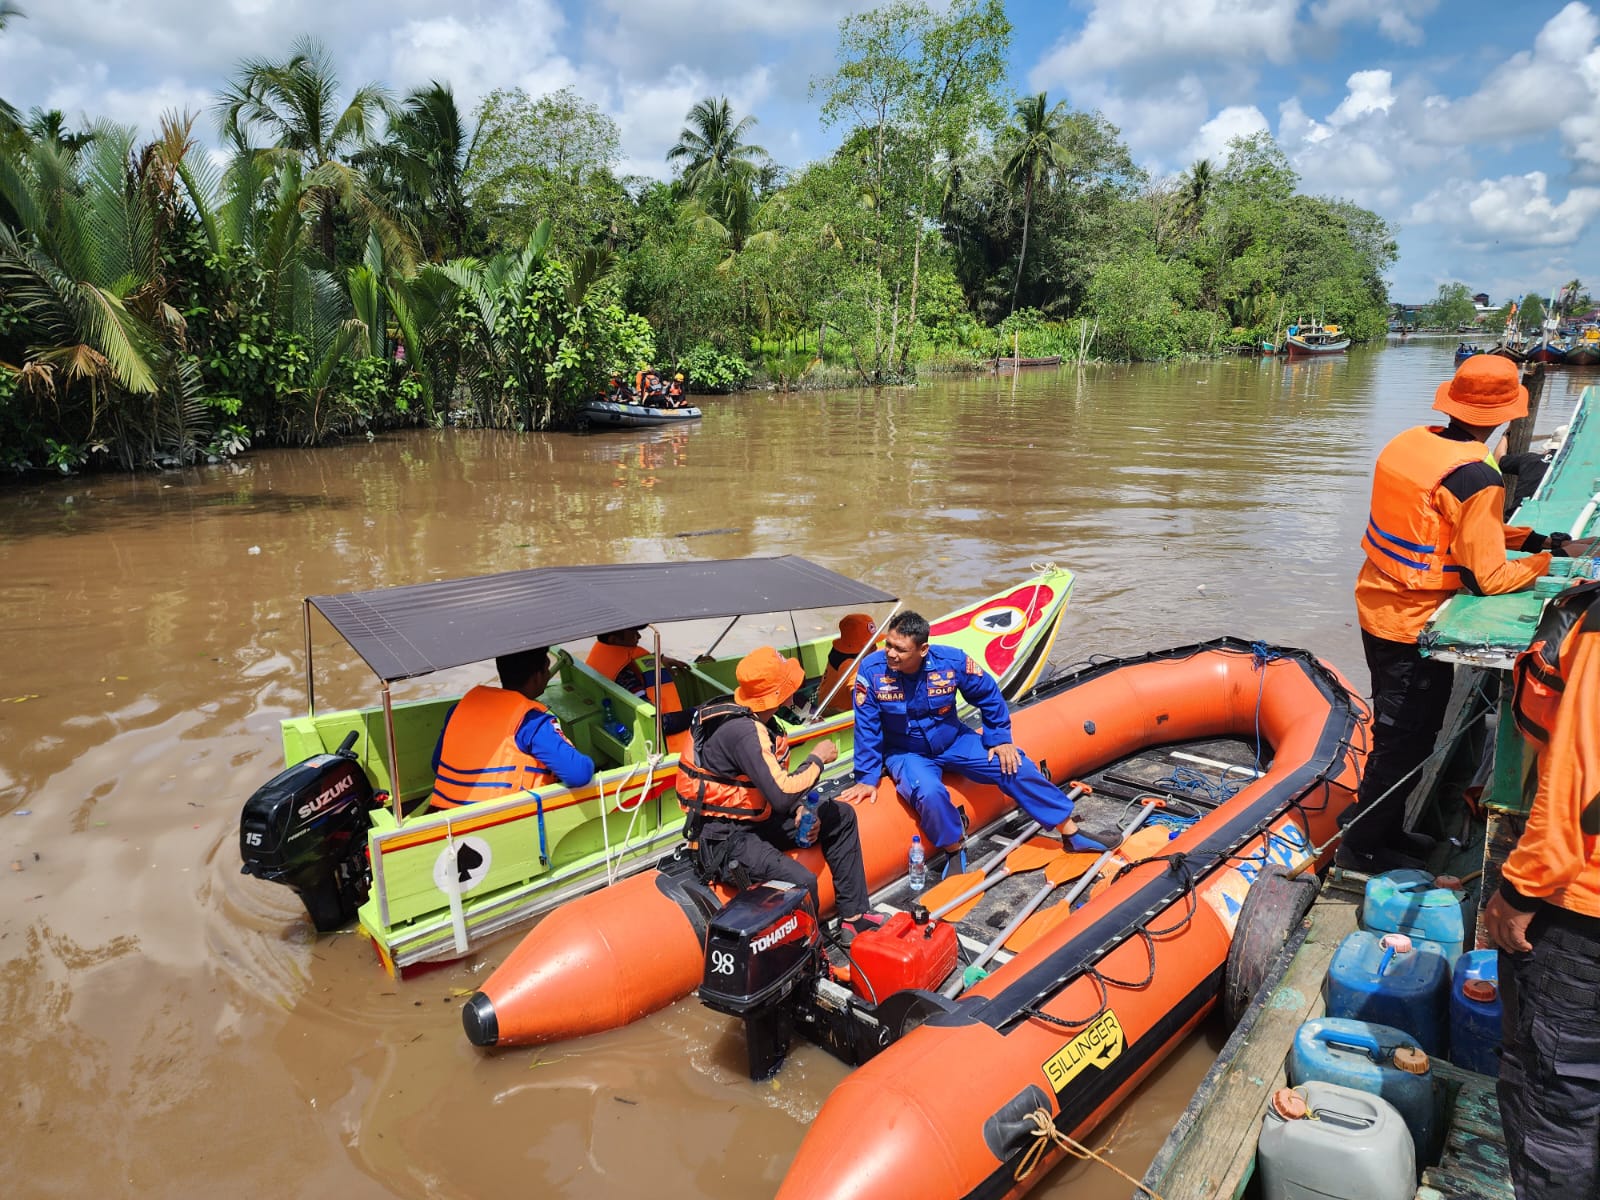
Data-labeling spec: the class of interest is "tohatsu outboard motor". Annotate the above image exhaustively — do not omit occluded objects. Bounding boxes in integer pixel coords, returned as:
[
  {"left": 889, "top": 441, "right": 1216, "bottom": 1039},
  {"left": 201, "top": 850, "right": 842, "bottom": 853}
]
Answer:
[
  {"left": 700, "top": 883, "right": 965, "bottom": 1081},
  {"left": 699, "top": 882, "right": 826, "bottom": 1079},
  {"left": 238, "top": 731, "right": 376, "bottom": 931}
]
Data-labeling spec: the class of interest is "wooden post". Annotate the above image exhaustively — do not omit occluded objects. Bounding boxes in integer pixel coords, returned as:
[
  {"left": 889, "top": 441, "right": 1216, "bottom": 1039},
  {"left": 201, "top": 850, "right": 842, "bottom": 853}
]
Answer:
[
  {"left": 1012, "top": 330, "right": 1019, "bottom": 365},
  {"left": 1505, "top": 362, "right": 1546, "bottom": 459}
]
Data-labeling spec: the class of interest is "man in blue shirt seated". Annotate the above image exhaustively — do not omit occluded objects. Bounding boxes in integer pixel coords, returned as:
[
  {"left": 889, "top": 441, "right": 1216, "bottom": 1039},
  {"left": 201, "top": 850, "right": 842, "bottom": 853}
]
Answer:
[
  {"left": 836, "top": 611, "right": 1102, "bottom": 862},
  {"left": 430, "top": 648, "right": 594, "bottom": 808}
]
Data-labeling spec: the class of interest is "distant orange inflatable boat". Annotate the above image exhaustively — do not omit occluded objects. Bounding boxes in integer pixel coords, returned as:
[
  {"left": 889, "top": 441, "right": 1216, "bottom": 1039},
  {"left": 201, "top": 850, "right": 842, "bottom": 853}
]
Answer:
[{"left": 463, "top": 635, "right": 1368, "bottom": 1127}]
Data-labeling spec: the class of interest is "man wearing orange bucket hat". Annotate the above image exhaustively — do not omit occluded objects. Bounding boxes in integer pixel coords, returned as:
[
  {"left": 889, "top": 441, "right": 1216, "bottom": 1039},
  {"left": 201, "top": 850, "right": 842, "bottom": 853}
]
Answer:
[
  {"left": 1345, "top": 354, "right": 1587, "bottom": 873},
  {"left": 814, "top": 613, "right": 876, "bottom": 716},
  {"left": 675, "top": 646, "right": 880, "bottom": 943}
]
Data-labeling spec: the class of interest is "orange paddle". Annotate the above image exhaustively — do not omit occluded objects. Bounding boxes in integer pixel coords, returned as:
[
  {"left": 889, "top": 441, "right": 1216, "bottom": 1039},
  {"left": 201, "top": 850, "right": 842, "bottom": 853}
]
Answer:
[
  {"left": 1006, "top": 824, "right": 1177, "bottom": 951},
  {"left": 920, "top": 837, "right": 1062, "bottom": 922}
]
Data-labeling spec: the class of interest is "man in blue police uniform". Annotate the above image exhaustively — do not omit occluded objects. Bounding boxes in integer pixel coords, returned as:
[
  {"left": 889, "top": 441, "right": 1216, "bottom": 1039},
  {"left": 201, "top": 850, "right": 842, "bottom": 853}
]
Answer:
[{"left": 836, "top": 610, "right": 1102, "bottom": 858}]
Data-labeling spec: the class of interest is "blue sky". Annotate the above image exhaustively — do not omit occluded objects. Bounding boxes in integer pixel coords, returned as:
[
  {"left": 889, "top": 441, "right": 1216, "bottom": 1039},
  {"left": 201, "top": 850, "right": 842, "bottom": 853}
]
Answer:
[{"left": 3, "top": 0, "right": 1597, "bottom": 303}]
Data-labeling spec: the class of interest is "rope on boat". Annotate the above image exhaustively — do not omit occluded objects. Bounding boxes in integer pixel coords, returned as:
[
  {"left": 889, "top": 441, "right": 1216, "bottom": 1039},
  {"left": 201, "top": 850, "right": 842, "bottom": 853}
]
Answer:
[
  {"left": 597, "top": 745, "right": 665, "bottom": 887},
  {"left": 1013, "top": 1108, "right": 1168, "bottom": 1198}
]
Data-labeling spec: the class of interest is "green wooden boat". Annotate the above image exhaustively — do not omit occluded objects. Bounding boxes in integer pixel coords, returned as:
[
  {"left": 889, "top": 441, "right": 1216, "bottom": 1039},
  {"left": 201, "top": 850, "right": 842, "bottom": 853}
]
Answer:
[{"left": 239, "top": 557, "right": 1075, "bottom": 976}]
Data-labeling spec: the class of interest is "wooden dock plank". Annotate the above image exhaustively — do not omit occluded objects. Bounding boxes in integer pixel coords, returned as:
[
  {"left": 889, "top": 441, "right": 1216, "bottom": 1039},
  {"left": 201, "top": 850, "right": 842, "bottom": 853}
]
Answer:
[{"left": 1138, "top": 875, "right": 1362, "bottom": 1200}]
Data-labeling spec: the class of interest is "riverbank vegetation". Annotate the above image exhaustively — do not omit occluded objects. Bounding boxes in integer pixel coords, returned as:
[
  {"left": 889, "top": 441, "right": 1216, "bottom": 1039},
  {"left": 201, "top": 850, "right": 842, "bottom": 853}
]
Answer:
[{"left": 0, "top": 0, "right": 1395, "bottom": 473}]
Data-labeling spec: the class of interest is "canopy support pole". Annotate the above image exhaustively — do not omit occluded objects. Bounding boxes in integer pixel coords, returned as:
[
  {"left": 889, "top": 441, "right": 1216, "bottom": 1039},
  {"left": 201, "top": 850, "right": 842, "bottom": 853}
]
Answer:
[
  {"left": 382, "top": 682, "right": 403, "bottom": 825},
  {"left": 647, "top": 624, "right": 665, "bottom": 753},
  {"left": 304, "top": 599, "right": 316, "bottom": 718}
]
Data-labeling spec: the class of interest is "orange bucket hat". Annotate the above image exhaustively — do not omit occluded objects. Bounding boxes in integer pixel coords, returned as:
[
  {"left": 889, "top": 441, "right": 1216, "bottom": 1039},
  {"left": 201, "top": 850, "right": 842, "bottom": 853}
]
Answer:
[
  {"left": 734, "top": 646, "right": 805, "bottom": 712},
  {"left": 1433, "top": 355, "right": 1528, "bottom": 424},
  {"left": 833, "top": 613, "right": 877, "bottom": 656}
]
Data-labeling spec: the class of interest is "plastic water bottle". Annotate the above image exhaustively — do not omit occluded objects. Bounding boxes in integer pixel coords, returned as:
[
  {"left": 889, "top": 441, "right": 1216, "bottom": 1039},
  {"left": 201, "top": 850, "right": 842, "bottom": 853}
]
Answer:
[
  {"left": 908, "top": 835, "right": 927, "bottom": 893},
  {"left": 601, "top": 699, "right": 631, "bottom": 744},
  {"left": 795, "top": 791, "right": 820, "bottom": 847}
]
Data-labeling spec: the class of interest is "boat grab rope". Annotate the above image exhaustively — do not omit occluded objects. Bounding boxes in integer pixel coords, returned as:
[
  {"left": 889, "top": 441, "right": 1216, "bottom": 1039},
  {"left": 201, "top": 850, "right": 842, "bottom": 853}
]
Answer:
[
  {"left": 1019, "top": 855, "right": 1203, "bottom": 1034},
  {"left": 1001, "top": 562, "right": 1056, "bottom": 654},
  {"left": 597, "top": 745, "right": 665, "bottom": 887},
  {"left": 1013, "top": 1108, "right": 1168, "bottom": 1199}
]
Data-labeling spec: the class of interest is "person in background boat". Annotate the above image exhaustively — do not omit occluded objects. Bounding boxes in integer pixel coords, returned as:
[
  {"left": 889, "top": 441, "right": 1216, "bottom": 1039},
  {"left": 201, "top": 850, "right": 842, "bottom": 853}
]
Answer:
[
  {"left": 1484, "top": 579, "right": 1600, "bottom": 1200},
  {"left": 636, "top": 366, "right": 664, "bottom": 402},
  {"left": 585, "top": 627, "right": 693, "bottom": 753},
  {"left": 430, "top": 648, "right": 594, "bottom": 808},
  {"left": 815, "top": 613, "right": 876, "bottom": 716},
  {"left": 663, "top": 372, "right": 688, "bottom": 407},
  {"left": 675, "top": 646, "right": 881, "bottom": 944},
  {"left": 1496, "top": 424, "right": 1570, "bottom": 508},
  {"left": 1346, "top": 355, "right": 1586, "bottom": 873},
  {"left": 836, "top": 610, "right": 1103, "bottom": 865}
]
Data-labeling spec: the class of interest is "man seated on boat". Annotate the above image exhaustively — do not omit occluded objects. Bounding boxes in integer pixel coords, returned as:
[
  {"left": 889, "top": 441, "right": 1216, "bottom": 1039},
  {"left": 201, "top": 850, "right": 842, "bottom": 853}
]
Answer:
[
  {"left": 636, "top": 366, "right": 665, "bottom": 403},
  {"left": 430, "top": 648, "right": 594, "bottom": 808},
  {"left": 585, "top": 627, "right": 693, "bottom": 754},
  {"left": 836, "top": 611, "right": 1103, "bottom": 867},
  {"left": 814, "top": 613, "right": 876, "bottom": 716},
  {"left": 1347, "top": 355, "right": 1590, "bottom": 872},
  {"left": 675, "top": 646, "right": 882, "bottom": 944},
  {"left": 663, "top": 372, "right": 688, "bottom": 407}
]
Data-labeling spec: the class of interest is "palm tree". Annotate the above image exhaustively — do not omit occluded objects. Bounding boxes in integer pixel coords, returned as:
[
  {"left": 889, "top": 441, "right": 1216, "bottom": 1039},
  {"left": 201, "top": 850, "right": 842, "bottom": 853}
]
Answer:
[
  {"left": 1001, "top": 92, "right": 1073, "bottom": 315},
  {"left": 1181, "top": 158, "right": 1213, "bottom": 230},
  {"left": 667, "top": 96, "right": 768, "bottom": 198},
  {"left": 359, "top": 81, "right": 478, "bottom": 261},
  {"left": 214, "top": 36, "right": 396, "bottom": 267}
]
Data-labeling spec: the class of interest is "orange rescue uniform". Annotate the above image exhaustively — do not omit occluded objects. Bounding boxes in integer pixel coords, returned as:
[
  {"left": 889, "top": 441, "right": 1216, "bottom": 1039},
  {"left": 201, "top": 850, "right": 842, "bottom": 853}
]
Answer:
[
  {"left": 1504, "top": 581, "right": 1600, "bottom": 916},
  {"left": 585, "top": 640, "right": 689, "bottom": 754},
  {"left": 1356, "top": 425, "right": 1551, "bottom": 642},
  {"left": 674, "top": 701, "right": 820, "bottom": 826},
  {"left": 431, "top": 685, "right": 558, "bottom": 808}
]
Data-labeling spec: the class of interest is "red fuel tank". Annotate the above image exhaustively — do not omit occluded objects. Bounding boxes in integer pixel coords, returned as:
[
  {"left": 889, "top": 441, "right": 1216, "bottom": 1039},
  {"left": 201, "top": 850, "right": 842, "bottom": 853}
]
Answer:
[{"left": 848, "top": 912, "right": 958, "bottom": 1003}]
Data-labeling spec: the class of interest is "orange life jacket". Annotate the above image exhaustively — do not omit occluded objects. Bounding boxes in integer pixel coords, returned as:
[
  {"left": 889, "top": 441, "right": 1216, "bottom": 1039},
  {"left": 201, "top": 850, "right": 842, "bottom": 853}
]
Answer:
[
  {"left": 816, "top": 654, "right": 859, "bottom": 716},
  {"left": 584, "top": 641, "right": 689, "bottom": 754},
  {"left": 675, "top": 702, "right": 786, "bottom": 826},
  {"left": 1513, "top": 580, "right": 1600, "bottom": 748},
  {"left": 1362, "top": 426, "right": 1497, "bottom": 591},
  {"left": 431, "top": 685, "right": 558, "bottom": 808}
]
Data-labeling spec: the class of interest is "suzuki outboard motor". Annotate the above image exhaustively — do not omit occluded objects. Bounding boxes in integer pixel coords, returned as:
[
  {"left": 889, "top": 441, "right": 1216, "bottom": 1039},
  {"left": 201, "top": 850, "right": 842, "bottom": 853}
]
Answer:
[
  {"left": 239, "top": 731, "right": 376, "bottom": 931},
  {"left": 699, "top": 882, "right": 822, "bottom": 1080}
]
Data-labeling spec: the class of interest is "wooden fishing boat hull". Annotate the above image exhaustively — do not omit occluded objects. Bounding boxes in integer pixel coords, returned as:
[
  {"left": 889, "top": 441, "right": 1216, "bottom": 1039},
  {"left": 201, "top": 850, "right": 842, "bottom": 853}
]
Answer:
[
  {"left": 580, "top": 399, "right": 702, "bottom": 427},
  {"left": 993, "top": 356, "right": 1063, "bottom": 369},
  {"left": 1566, "top": 344, "right": 1600, "bottom": 366},
  {"left": 1529, "top": 344, "right": 1568, "bottom": 365},
  {"left": 464, "top": 640, "right": 1365, "bottom": 1062},
  {"left": 295, "top": 569, "right": 1072, "bottom": 976},
  {"left": 1283, "top": 336, "right": 1351, "bottom": 357},
  {"left": 773, "top": 640, "right": 1366, "bottom": 1200}
]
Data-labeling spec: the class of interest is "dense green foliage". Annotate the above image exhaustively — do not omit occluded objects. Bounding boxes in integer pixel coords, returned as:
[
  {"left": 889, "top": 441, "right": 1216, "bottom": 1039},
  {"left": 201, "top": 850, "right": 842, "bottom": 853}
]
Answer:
[{"left": 0, "top": 3, "right": 1398, "bottom": 474}]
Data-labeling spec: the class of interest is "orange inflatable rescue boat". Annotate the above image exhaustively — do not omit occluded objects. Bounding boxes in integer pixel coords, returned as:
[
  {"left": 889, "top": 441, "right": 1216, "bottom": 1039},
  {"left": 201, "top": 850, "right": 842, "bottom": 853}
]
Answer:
[{"left": 463, "top": 629, "right": 1367, "bottom": 1166}]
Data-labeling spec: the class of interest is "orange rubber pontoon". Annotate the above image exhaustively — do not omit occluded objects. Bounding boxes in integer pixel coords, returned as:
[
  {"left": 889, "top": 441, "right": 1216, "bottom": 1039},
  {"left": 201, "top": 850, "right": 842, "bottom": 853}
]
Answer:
[
  {"left": 776, "top": 639, "right": 1366, "bottom": 1200},
  {"left": 463, "top": 637, "right": 1366, "bottom": 1099}
]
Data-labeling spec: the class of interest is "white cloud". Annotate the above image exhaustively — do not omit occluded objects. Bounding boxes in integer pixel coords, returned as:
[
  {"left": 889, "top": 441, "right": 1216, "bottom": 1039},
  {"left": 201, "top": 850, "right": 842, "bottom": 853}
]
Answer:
[
  {"left": 1032, "top": 0, "right": 1299, "bottom": 86},
  {"left": 382, "top": 1, "right": 576, "bottom": 113},
  {"left": 1410, "top": 171, "right": 1600, "bottom": 248},
  {"left": 1328, "top": 69, "right": 1394, "bottom": 125},
  {"left": 1185, "top": 105, "right": 1270, "bottom": 165},
  {"left": 1415, "top": 2, "right": 1600, "bottom": 166},
  {"left": 1309, "top": 0, "right": 1439, "bottom": 45}
]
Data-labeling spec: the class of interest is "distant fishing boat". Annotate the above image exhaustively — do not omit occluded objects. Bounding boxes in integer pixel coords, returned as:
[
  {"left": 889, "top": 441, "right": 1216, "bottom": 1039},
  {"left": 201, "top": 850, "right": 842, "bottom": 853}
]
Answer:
[
  {"left": 1528, "top": 341, "right": 1569, "bottom": 365},
  {"left": 1454, "top": 343, "right": 1484, "bottom": 365},
  {"left": 992, "top": 355, "right": 1063, "bottom": 369},
  {"left": 1566, "top": 325, "right": 1600, "bottom": 366},
  {"left": 1282, "top": 321, "right": 1350, "bottom": 357}
]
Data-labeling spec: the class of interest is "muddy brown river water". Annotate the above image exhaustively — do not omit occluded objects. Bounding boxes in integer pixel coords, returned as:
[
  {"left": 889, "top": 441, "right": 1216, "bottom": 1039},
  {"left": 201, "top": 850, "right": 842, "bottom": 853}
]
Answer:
[{"left": 0, "top": 339, "right": 1584, "bottom": 1199}]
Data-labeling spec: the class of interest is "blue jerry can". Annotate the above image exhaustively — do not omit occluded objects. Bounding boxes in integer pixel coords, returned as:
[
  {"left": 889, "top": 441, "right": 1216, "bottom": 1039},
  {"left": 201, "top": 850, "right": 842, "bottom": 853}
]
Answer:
[
  {"left": 1362, "top": 869, "right": 1466, "bottom": 963},
  {"left": 1326, "top": 931, "right": 1450, "bottom": 1055},
  {"left": 1450, "top": 949, "right": 1503, "bottom": 1077}
]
